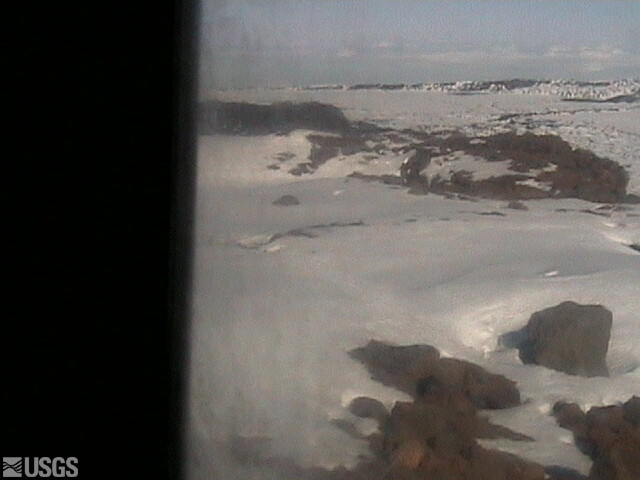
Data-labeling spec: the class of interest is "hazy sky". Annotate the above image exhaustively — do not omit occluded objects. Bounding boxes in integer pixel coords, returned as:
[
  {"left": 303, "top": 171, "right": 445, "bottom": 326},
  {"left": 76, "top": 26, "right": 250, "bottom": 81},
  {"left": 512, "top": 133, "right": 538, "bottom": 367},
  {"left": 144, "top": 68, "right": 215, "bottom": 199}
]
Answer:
[{"left": 199, "top": 1, "right": 640, "bottom": 89}]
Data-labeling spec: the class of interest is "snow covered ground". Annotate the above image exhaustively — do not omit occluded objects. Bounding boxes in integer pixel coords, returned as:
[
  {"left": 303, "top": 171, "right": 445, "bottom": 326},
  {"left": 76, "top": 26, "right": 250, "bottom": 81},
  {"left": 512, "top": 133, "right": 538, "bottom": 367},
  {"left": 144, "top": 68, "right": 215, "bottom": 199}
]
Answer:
[{"left": 186, "top": 85, "right": 639, "bottom": 479}]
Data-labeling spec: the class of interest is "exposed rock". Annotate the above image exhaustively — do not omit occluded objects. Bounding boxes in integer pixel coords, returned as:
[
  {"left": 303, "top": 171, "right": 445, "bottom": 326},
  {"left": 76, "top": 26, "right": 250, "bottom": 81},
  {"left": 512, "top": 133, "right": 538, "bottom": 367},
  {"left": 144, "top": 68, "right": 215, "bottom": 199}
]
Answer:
[
  {"left": 590, "top": 439, "right": 640, "bottom": 480},
  {"left": 198, "top": 100, "right": 351, "bottom": 135},
  {"left": 517, "top": 301, "right": 612, "bottom": 377},
  {"left": 348, "top": 396, "right": 389, "bottom": 423},
  {"left": 226, "top": 340, "right": 588, "bottom": 480},
  {"left": 274, "top": 151, "right": 297, "bottom": 162},
  {"left": 400, "top": 148, "right": 432, "bottom": 189},
  {"left": 552, "top": 398, "right": 640, "bottom": 480},
  {"left": 348, "top": 341, "right": 440, "bottom": 396},
  {"left": 428, "top": 132, "right": 628, "bottom": 204},
  {"left": 286, "top": 133, "right": 373, "bottom": 175},
  {"left": 623, "top": 396, "right": 640, "bottom": 426},
  {"left": 349, "top": 340, "right": 521, "bottom": 409},
  {"left": 467, "top": 445, "right": 547, "bottom": 480},
  {"left": 553, "top": 402, "right": 588, "bottom": 431},
  {"left": 622, "top": 193, "right": 640, "bottom": 204},
  {"left": 200, "top": 101, "right": 628, "bottom": 204},
  {"left": 545, "top": 465, "right": 589, "bottom": 480},
  {"left": 507, "top": 200, "right": 529, "bottom": 210},
  {"left": 272, "top": 194, "right": 300, "bottom": 206},
  {"left": 384, "top": 401, "right": 543, "bottom": 479},
  {"left": 553, "top": 402, "right": 591, "bottom": 455},
  {"left": 347, "top": 171, "right": 403, "bottom": 185}
]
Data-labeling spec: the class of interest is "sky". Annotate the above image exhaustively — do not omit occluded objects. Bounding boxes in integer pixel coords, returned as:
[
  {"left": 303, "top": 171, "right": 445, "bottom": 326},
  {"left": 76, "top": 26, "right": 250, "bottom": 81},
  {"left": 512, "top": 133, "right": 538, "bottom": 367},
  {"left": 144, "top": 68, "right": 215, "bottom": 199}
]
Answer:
[{"left": 198, "top": 1, "right": 640, "bottom": 89}]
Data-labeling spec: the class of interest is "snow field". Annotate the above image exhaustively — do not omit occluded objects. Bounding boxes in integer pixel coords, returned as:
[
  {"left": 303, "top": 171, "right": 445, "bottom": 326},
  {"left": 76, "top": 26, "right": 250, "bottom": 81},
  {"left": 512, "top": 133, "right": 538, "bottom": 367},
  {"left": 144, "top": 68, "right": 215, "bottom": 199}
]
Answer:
[{"left": 187, "top": 88, "right": 639, "bottom": 478}]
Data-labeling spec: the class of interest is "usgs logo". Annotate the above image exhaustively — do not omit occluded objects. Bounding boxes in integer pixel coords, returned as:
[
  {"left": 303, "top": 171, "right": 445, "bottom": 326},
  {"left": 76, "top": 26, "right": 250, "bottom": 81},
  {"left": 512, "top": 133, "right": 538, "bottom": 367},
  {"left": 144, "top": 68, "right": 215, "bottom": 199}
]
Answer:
[{"left": 3, "top": 458, "right": 78, "bottom": 478}]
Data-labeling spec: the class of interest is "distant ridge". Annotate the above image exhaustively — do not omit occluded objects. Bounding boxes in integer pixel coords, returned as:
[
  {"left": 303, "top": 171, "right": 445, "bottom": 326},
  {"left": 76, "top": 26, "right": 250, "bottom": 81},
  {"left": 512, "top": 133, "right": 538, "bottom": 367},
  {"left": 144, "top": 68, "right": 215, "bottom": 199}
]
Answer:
[{"left": 293, "top": 79, "right": 640, "bottom": 102}]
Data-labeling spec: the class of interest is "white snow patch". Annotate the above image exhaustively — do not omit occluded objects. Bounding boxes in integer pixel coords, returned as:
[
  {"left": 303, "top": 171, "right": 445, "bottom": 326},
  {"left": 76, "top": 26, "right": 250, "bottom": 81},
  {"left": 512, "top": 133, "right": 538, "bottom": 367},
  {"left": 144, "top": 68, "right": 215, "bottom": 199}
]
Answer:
[
  {"left": 426, "top": 151, "right": 513, "bottom": 181},
  {"left": 515, "top": 178, "right": 553, "bottom": 191}
]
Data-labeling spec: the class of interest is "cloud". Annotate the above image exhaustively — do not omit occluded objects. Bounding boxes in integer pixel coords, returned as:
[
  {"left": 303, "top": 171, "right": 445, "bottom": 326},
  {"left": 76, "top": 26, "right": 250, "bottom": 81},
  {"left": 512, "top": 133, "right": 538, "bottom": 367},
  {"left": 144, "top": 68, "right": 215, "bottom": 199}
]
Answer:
[
  {"left": 543, "top": 44, "right": 640, "bottom": 73},
  {"left": 328, "top": 43, "right": 640, "bottom": 76}
]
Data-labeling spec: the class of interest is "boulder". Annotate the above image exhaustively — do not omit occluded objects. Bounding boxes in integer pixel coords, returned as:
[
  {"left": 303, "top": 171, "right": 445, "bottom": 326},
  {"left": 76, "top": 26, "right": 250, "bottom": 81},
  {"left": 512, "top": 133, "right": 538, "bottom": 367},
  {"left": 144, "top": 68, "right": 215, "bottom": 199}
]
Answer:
[
  {"left": 622, "top": 396, "right": 640, "bottom": 426},
  {"left": 348, "top": 341, "right": 440, "bottom": 396},
  {"left": 198, "top": 100, "right": 351, "bottom": 135},
  {"left": 349, "top": 341, "right": 520, "bottom": 408},
  {"left": 520, "top": 301, "right": 612, "bottom": 377},
  {"left": 590, "top": 437, "right": 640, "bottom": 480},
  {"left": 468, "top": 445, "right": 547, "bottom": 480},
  {"left": 507, "top": 200, "right": 529, "bottom": 210},
  {"left": 272, "top": 195, "right": 300, "bottom": 206},
  {"left": 552, "top": 398, "right": 640, "bottom": 480},
  {"left": 545, "top": 466, "right": 589, "bottom": 480},
  {"left": 553, "top": 401, "right": 588, "bottom": 432},
  {"left": 348, "top": 396, "right": 389, "bottom": 423}
]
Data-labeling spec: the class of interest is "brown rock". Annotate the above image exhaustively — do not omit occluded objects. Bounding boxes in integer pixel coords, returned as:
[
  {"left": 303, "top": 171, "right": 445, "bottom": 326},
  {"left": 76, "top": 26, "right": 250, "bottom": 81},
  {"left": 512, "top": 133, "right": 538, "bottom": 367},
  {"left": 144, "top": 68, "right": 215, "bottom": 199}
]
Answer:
[
  {"left": 553, "top": 401, "right": 588, "bottom": 430},
  {"left": 349, "top": 341, "right": 520, "bottom": 408},
  {"left": 390, "top": 437, "right": 429, "bottom": 470},
  {"left": 622, "top": 396, "right": 640, "bottom": 426},
  {"left": 586, "top": 406, "right": 638, "bottom": 457},
  {"left": 348, "top": 341, "right": 440, "bottom": 395},
  {"left": 553, "top": 398, "right": 640, "bottom": 480},
  {"left": 468, "top": 444, "right": 547, "bottom": 480},
  {"left": 590, "top": 436, "right": 640, "bottom": 480},
  {"left": 348, "top": 396, "right": 389, "bottom": 423},
  {"left": 521, "top": 301, "right": 612, "bottom": 377},
  {"left": 198, "top": 100, "right": 351, "bottom": 135},
  {"left": 272, "top": 194, "right": 300, "bottom": 206},
  {"left": 386, "top": 401, "right": 478, "bottom": 464},
  {"left": 428, "top": 132, "right": 628, "bottom": 203}
]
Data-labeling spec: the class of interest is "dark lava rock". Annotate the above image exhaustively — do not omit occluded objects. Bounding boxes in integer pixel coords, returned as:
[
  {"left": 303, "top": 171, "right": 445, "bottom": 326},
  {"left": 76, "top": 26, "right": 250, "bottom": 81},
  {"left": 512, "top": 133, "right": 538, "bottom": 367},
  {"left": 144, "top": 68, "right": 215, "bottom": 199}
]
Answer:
[
  {"left": 198, "top": 100, "right": 351, "bottom": 135},
  {"left": 623, "top": 396, "right": 640, "bottom": 426},
  {"left": 590, "top": 439, "right": 640, "bottom": 480},
  {"left": 348, "top": 396, "right": 389, "bottom": 423},
  {"left": 622, "top": 193, "right": 640, "bottom": 204},
  {"left": 507, "top": 200, "right": 529, "bottom": 210},
  {"left": 347, "top": 171, "right": 403, "bottom": 185},
  {"left": 384, "top": 401, "right": 544, "bottom": 479},
  {"left": 349, "top": 340, "right": 521, "bottom": 409},
  {"left": 553, "top": 402, "right": 588, "bottom": 432},
  {"left": 545, "top": 465, "right": 589, "bottom": 480},
  {"left": 428, "top": 132, "right": 629, "bottom": 204},
  {"left": 272, "top": 194, "right": 300, "bottom": 206},
  {"left": 230, "top": 341, "right": 556, "bottom": 480},
  {"left": 519, "top": 301, "right": 612, "bottom": 377},
  {"left": 286, "top": 133, "right": 373, "bottom": 176},
  {"left": 348, "top": 340, "right": 440, "bottom": 396},
  {"left": 400, "top": 148, "right": 432, "bottom": 190},
  {"left": 552, "top": 398, "right": 640, "bottom": 480}
]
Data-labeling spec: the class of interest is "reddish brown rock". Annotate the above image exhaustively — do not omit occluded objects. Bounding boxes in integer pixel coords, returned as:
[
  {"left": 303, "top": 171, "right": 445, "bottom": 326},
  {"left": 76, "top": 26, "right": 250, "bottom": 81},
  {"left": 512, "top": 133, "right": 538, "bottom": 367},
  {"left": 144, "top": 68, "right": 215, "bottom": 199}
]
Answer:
[
  {"left": 590, "top": 437, "right": 640, "bottom": 480},
  {"left": 198, "top": 100, "right": 351, "bottom": 135},
  {"left": 348, "top": 341, "right": 440, "bottom": 396},
  {"left": 349, "top": 341, "right": 520, "bottom": 408},
  {"left": 429, "top": 132, "right": 628, "bottom": 204},
  {"left": 520, "top": 301, "right": 612, "bottom": 377},
  {"left": 348, "top": 396, "right": 389, "bottom": 423},
  {"left": 622, "top": 396, "right": 640, "bottom": 426},
  {"left": 552, "top": 399, "right": 640, "bottom": 480},
  {"left": 468, "top": 445, "right": 547, "bottom": 480}
]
